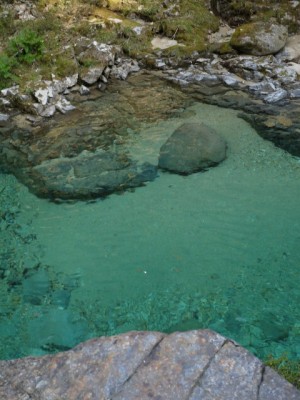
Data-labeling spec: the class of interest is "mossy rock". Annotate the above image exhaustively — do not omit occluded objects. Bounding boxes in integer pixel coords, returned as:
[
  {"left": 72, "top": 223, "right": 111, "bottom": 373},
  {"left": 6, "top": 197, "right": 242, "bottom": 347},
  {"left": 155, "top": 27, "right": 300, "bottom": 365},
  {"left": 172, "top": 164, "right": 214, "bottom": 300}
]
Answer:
[
  {"left": 230, "top": 21, "right": 288, "bottom": 56},
  {"left": 209, "top": 41, "right": 236, "bottom": 55}
]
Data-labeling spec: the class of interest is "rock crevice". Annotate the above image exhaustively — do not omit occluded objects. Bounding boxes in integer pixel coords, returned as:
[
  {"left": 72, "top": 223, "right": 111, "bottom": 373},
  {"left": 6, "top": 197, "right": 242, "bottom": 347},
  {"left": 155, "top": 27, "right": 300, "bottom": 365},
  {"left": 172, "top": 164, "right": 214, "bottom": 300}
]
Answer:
[{"left": 186, "top": 338, "right": 230, "bottom": 400}]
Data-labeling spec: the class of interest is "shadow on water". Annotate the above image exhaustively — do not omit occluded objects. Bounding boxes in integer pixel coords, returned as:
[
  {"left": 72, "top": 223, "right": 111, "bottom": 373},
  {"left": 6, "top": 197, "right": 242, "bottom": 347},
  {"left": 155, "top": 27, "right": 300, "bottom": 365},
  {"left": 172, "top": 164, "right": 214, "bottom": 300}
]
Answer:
[{"left": 0, "top": 73, "right": 300, "bottom": 360}]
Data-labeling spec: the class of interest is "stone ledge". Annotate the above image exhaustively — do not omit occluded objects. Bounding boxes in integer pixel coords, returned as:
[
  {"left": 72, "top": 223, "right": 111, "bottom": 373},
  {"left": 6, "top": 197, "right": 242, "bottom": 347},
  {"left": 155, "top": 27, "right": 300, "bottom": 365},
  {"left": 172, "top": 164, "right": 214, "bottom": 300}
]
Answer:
[{"left": 0, "top": 330, "right": 299, "bottom": 400}]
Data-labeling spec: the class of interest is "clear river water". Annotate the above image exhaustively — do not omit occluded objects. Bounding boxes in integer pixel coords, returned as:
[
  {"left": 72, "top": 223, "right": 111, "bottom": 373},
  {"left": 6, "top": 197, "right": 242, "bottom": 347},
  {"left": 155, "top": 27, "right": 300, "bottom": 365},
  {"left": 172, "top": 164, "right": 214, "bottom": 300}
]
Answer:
[{"left": 1, "top": 96, "right": 300, "bottom": 361}]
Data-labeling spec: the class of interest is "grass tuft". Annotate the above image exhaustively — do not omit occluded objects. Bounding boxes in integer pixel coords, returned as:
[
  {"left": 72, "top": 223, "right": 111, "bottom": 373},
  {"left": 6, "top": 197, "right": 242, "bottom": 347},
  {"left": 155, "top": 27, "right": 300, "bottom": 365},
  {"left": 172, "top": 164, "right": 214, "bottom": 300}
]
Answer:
[{"left": 265, "top": 354, "right": 300, "bottom": 389}]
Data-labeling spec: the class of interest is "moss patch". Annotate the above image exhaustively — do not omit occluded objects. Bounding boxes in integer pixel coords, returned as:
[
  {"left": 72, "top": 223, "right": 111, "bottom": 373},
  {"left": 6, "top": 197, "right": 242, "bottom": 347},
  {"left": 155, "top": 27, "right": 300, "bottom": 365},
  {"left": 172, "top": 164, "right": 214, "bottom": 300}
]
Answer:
[
  {"left": 154, "top": 0, "right": 219, "bottom": 54},
  {"left": 265, "top": 355, "right": 300, "bottom": 389}
]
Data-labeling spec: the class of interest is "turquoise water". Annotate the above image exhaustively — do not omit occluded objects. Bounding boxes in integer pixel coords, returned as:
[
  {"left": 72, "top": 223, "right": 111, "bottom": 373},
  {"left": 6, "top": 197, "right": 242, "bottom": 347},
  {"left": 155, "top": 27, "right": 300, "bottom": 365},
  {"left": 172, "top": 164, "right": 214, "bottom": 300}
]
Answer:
[{"left": 1, "top": 102, "right": 300, "bottom": 360}]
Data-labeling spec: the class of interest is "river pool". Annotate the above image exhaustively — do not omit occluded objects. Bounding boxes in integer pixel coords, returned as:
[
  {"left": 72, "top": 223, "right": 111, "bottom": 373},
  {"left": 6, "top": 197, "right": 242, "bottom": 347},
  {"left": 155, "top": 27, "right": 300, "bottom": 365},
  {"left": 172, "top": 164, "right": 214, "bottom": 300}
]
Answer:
[{"left": 0, "top": 101, "right": 300, "bottom": 360}]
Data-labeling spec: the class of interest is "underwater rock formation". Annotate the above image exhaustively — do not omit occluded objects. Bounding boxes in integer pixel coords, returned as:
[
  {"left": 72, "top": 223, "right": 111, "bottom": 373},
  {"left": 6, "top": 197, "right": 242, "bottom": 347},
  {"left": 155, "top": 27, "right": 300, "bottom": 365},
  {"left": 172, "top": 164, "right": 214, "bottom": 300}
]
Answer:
[
  {"left": 23, "top": 149, "right": 157, "bottom": 200},
  {"left": 158, "top": 123, "right": 227, "bottom": 174}
]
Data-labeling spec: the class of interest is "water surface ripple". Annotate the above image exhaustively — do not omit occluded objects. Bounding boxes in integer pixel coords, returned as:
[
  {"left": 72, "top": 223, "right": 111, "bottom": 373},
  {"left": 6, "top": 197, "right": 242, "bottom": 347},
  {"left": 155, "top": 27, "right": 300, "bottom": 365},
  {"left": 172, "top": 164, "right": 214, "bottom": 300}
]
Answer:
[{"left": 0, "top": 102, "right": 299, "bottom": 360}]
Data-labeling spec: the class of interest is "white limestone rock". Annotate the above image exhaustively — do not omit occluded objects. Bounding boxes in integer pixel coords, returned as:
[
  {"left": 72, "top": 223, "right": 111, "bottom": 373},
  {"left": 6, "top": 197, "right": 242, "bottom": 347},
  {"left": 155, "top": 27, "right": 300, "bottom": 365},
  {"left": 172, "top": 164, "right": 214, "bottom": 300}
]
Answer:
[
  {"left": 1, "top": 85, "right": 19, "bottom": 97},
  {"left": 151, "top": 37, "right": 178, "bottom": 50},
  {"left": 0, "top": 113, "right": 9, "bottom": 121},
  {"left": 78, "top": 42, "right": 120, "bottom": 84},
  {"left": 276, "top": 35, "right": 300, "bottom": 62},
  {"left": 222, "top": 74, "right": 242, "bottom": 87},
  {"left": 55, "top": 98, "right": 76, "bottom": 114},
  {"left": 40, "top": 105, "right": 56, "bottom": 118},
  {"left": 264, "top": 89, "right": 288, "bottom": 103},
  {"left": 0, "top": 98, "right": 11, "bottom": 106},
  {"left": 52, "top": 74, "right": 79, "bottom": 94},
  {"left": 34, "top": 88, "right": 49, "bottom": 106},
  {"left": 79, "top": 85, "right": 90, "bottom": 95},
  {"left": 110, "top": 59, "right": 140, "bottom": 80},
  {"left": 287, "top": 62, "right": 300, "bottom": 76},
  {"left": 80, "top": 67, "right": 105, "bottom": 85}
]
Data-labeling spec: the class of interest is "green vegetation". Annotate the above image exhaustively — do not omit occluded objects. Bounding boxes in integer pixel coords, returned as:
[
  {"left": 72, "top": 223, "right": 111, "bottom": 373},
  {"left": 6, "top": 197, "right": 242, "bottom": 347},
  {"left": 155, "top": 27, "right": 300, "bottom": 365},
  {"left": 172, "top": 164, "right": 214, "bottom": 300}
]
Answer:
[
  {"left": 0, "top": 6, "right": 74, "bottom": 88},
  {"left": 0, "top": 10, "right": 16, "bottom": 38},
  {"left": 0, "top": 54, "right": 17, "bottom": 89},
  {"left": 7, "top": 28, "right": 44, "bottom": 64},
  {"left": 208, "top": 41, "right": 235, "bottom": 55},
  {"left": 265, "top": 355, "right": 300, "bottom": 389},
  {"left": 154, "top": 0, "right": 219, "bottom": 53},
  {"left": 107, "top": 0, "right": 219, "bottom": 54},
  {"left": 0, "top": 0, "right": 235, "bottom": 89},
  {"left": 0, "top": 27, "right": 45, "bottom": 88},
  {"left": 107, "top": 0, "right": 162, "bottom": 20},
  {"left": 0, "top": 0, "right": 299, "bottom": 89},
  {"left": 212, "top": 0, "right": 300, "bottom": 33}
]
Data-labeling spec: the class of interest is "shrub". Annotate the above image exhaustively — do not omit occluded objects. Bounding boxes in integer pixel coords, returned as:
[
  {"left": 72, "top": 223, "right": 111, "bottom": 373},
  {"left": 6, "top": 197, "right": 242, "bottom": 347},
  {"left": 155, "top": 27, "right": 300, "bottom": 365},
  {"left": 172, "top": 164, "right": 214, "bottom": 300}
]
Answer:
[
  {"left": 8, "top": 29, "right": 44, "bottom": 64},
  {"left": 23, "top": 12, "right": 62, "bottom": 35},
  {"left": 0, "top": 54, "right": 17, "bottom": 89},
  {"left": 0, "top": 11, "right": 16, "bottom": 39}
]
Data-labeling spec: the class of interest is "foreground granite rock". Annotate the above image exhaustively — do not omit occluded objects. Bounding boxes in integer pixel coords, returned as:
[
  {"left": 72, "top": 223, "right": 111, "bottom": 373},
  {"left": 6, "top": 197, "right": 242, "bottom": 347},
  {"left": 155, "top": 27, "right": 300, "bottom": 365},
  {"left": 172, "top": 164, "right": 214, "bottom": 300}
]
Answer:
[
  {"left": 158, "top": 123, "right": 227, "bottom": 175},
  {"left": 0, "top": 330, "right": 299, "bottom": 400}
]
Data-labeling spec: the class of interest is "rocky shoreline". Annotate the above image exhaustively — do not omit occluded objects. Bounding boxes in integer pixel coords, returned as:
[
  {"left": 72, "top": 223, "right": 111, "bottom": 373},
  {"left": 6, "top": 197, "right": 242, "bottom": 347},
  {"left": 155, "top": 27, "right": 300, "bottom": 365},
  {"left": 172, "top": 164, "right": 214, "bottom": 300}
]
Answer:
[
  {"left": 1, "top": 22, "right": 300, "bottom": 200},
  {"left": 1, "top": 1, "right": 300, "bottom": 201}
]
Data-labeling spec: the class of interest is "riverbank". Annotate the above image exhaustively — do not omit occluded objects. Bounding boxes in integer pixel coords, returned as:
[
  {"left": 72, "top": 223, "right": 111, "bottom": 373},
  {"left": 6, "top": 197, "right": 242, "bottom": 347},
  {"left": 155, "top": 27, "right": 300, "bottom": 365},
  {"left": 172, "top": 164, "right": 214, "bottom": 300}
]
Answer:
[{"left": 1, "top": 1, "right": 300, "bottom": 160}]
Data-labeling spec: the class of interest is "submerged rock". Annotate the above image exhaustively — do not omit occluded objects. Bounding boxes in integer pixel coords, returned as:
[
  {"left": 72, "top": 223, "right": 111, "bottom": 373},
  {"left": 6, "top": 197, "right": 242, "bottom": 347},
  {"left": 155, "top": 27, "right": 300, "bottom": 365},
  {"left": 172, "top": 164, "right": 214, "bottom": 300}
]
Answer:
[
  {"left": 23, "top": 149, "right": 157, "bottom": 200},
  {"left": 158, "top": 123, "right": 227, "bottom": 174},
  {"left": 22, "top": 268, "right": 51, "bottom": 305},
  {"left": 230, "top": 22, "right": 288, "bottom": 56},
  {"left": 239, "top": 110, "right": 300, "bottom": 157}
]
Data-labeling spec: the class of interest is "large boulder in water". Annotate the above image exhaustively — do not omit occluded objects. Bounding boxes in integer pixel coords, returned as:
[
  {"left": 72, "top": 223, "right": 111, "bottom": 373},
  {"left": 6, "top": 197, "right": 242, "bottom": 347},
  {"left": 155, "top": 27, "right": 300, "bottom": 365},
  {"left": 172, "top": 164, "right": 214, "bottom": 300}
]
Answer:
[
  {"left": 230, "top": 22, "right": 288, "bottom": 56},
  {"left": 158, "top": 123, "right": 227, "bottom": 175},
  {"left": 22, "top": 149, "right": 157, "bottom": 200}
]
